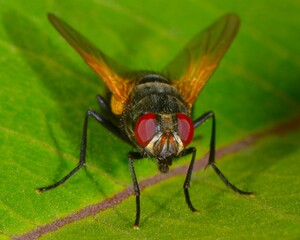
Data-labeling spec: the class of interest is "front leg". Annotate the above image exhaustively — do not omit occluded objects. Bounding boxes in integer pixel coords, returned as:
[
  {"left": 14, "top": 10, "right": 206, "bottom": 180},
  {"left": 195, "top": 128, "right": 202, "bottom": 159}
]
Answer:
[
  {"left": 128, "top": 152, "right": 143, "bottom": 229},
  {"left": 181, "top": 147, "right": 198, "bottom": 212},
  {"left": 194, "top": 111, "right": 253, "bottom": 195}
]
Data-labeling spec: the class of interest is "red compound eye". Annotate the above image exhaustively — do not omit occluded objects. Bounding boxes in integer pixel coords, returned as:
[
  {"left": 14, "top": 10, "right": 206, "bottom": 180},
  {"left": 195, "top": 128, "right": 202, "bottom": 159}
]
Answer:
[
  {"left": 177, "top": 113, "right": 194, "bottom": 146},
  {"left": 135, "top": 113, "right": 157, "bottom": 147}
]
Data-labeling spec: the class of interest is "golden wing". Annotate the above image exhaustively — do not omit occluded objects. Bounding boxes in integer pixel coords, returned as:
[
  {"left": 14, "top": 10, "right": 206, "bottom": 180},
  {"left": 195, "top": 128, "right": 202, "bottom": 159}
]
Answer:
[
  {"left": 164, "top": 14, "right": 240, "bottom": 109},
  {"left": 48, "top": 13, "right": 134, "bottom": 114}
]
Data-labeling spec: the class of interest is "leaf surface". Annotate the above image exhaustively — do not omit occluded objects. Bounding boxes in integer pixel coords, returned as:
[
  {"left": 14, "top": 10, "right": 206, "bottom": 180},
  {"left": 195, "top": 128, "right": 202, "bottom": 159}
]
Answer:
[{"left": 0, "top": 0, "right": 299, "bottom": 239}]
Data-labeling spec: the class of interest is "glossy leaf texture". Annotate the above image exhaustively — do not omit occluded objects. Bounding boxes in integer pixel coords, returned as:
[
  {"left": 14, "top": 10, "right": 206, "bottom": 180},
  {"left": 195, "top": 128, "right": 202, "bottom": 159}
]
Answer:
[{"left": 0, "top": 0, "right": 299, "bottom": 239}]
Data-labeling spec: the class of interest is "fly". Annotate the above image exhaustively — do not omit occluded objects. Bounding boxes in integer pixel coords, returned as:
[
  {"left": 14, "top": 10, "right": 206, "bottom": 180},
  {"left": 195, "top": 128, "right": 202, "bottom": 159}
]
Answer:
[{"left": 37, "top": 13, "right": 253, "bottom": 228}]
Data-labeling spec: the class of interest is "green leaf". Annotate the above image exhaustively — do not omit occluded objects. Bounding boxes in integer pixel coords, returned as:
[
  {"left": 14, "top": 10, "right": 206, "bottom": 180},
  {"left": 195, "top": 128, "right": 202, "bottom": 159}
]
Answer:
[
  {"left": 0, "top": 0, "right": 299, "bottom": 239},
  {"left": 40, "top": 130, "right": 300, "bottom": 240}
]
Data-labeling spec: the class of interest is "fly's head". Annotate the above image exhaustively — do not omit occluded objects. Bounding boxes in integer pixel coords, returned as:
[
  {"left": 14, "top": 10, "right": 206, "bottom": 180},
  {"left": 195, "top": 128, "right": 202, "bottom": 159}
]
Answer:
[{"left": 135, "top": 113, "right": 194, "bottom": 173}]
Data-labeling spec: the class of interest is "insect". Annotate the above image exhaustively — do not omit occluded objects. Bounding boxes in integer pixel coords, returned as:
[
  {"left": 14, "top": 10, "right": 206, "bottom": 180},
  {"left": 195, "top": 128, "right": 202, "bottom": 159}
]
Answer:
[{"left": 37, "top": 13, "right": 253, "bottom": 228}]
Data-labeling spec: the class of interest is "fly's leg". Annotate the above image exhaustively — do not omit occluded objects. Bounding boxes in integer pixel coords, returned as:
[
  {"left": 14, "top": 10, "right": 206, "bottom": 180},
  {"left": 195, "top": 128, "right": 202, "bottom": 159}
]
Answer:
[
  {"left": 210, "top": 163, "right": 253, "bottom": 194},
  {"left": 96, "top": 95, "right": 112, "bottom": 115},
  {"left": 96, "top": 95, "right": 117, "bottom": 123},
  {"left": 194, "top": 111, "right": 253, "bottom": 195},
  {"left": 96, "top": 95, "right": 132, "bottom": 145},
  {"left": 36, "top": 109, "right": 123, "bottom": 192},
  {"left": 181, "top": 147, "right": 198, "bottom": 212},
  {"left": 128, "top": 152, "right": 143, "bottom": 229}
]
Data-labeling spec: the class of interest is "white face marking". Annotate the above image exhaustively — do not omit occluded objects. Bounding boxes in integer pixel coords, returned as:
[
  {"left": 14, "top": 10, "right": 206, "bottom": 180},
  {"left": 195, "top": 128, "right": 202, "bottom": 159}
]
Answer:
[
  {"left": 173, "top": 132, "right": 184, "bottom": 154},
  {"left": 144, "top": 131, "right": 185, "bottom": 157},
  {"left": 144, "top": 132, "right": 162, "bottom": 156}
]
